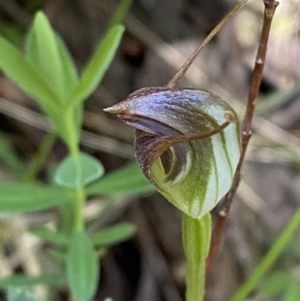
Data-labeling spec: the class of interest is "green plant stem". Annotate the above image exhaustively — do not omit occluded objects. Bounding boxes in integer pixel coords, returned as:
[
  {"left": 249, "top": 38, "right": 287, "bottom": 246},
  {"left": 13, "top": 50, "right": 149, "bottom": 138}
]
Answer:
[
  {"left": 64, "top": 107, "right": 85, "bottom": 231},
  {"left": 70, "top": 147, "right": 86, "bottom": 231},
  {"left": 65, "top": 107, "right": 79, "bottom": 156},
  {"left": 230, "top": 207, "right": 300, "bottom": 301},
  {"left": 22, "top": 132, "right": 57, "bottom": 182},
  {"left": 74, "top": 187, "right": 85, "bottom": 231},
  {"left": 182, "top": 213, "right": 212, "bottom": 301}
]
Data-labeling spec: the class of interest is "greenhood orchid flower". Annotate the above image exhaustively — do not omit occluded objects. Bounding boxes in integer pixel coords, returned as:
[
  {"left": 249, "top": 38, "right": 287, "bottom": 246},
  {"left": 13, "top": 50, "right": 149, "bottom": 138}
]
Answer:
[{"left": 105, "top": 86, "right": 241, "bottom": 218}]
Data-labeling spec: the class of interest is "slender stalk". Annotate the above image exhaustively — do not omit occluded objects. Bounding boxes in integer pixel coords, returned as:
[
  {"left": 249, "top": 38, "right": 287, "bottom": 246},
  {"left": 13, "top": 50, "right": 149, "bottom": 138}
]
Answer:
[
  {"left": 71, "top": 149, "right": 85, "bottom": 231},
  {"left": 206, "top": 0, "right": 279, "bottom": 273},
  {"left": 166, "top": 0, "right": 248, "bottom": 89},
  {"left": 182, "top": 213, "right": 212, "bottom": 301},
  {"left": 65, "top": 107, "right": 85, "bottom": 231},
  {"left": 74, "top": 187, "right": 86, "bottom": 231},
  {"left": 229, "top": 208, "right": 300, "bottom": 301},
  {"left": 65, "top": 107, "right": 80, "bottom": 156}
]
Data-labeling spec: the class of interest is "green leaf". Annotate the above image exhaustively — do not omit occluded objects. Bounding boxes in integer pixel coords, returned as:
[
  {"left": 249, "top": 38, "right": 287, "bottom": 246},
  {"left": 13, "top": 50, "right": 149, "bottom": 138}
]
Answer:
[
  {"left": 0, "top": 133, "right": 24, "bottom": 175},
  {"left": 259, "top": 271, "right": 291, "bottom": 296},
  {"left": 67, "top": 231, "right": 99, "bottom": 301},
  {"left": 30, "top": 227, "right": 69, "bottom": 246},
  {"left": 7, "top": 287, "right": 40, "bottom": 301},
  {"left": 0, "top": 15, "right": 80, "bottom": 147},
  {"left": 55, "top": 34, "right": 79, "bottom": 94},
  {"left": 25, "top": 12, "right": 80, "bottom": 144},
  {"left": 57, "top": 204, "right": 75, "bottom": 236},
  {"left": 283, "top": 281, "right": 300, "bottom": 301},
  {"left": 0, "top": 15, "right": 80, "bottom": 146},
  {"left": 91, "top": 222, "right": 136, "bottom": 247},
  {"left": 25, "top": 12, "right": 74, "bottom": 100},
  {"left": 0, "top": 184, "right": 73, "bottom": 213},
  {"left": 86, "top": 162, "right": 154, "bottom": 196},
  {"left": 0, "top": 35, "right": 61, "bottom": 108},
  {"left": 54, "top": 152, "right": 104, "bottom": 188},
  {"left": 69, "top": 24, "right": 125, "bottom": 107},
  {"left": 0, "top": 274, "right": 63, "bottom": 288}
]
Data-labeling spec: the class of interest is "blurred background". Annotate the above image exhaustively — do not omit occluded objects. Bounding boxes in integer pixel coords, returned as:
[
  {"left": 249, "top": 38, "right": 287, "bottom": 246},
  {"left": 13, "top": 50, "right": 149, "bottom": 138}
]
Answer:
[{"left": 0, "top": 0, "right": 300, "bottom": 300}]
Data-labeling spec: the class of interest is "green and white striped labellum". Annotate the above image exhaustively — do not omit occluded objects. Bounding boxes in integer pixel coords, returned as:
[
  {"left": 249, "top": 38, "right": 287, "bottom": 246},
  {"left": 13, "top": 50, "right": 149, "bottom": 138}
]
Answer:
[{"left": 105, "top": 87, "right": 241, "bottom": 218}]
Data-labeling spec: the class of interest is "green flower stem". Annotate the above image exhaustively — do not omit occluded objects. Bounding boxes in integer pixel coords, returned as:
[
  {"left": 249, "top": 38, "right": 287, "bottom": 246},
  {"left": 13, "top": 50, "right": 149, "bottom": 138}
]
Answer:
[
  {"left": 23, "top": 132, "right": 57, "bottom": 182},
  {"left": 70, "top": 147, "right": 85, "bottom": 232},
  {"left": 65, "top": 107, "right": 79, "bottom": 156},
  {"left": 74, "top": 187, "right": 85, "bottom": 231},
  {"left": 64, "top": 107, "right": 85, "bottom": 231},
  {"left": 230, "top": 207, "right": 300, "bottom": 301},
  {"left": 182, "top": 213, "right": 212, "bottom": 301}
]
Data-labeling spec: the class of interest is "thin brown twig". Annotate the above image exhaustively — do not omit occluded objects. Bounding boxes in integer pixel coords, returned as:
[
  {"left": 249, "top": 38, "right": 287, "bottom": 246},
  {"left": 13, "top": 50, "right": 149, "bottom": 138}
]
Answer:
[
  {"left": 165, "top": 0, "right": 248, "bottom": 89},
  {"left": 206, "top": 0, "right": 279, "bottom": 274}
]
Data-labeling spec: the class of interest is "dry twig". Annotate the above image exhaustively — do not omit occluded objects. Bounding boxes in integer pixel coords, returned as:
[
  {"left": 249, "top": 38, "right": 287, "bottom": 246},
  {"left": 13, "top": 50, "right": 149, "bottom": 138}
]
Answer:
[{"left": 206, "top": 0, "right": 279, "bottom": 273}]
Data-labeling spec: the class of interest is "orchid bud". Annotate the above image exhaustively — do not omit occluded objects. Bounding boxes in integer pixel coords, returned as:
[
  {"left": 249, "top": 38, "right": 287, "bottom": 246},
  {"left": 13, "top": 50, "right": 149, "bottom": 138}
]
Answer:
[{"left": 104, "top": 87, "right": 241, "bottom": 218}]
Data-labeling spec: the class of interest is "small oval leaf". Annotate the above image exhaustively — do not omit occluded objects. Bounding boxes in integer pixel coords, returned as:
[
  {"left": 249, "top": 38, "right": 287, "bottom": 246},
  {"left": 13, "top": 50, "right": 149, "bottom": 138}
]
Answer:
[
  {"left": 54, "top": 152, "right": 104, "bottom": 188},
  {"left": 86, "top": 162, "right": 154, "bottom": 196},
  {"left": 67, "top": 231, "right": 99, "bottom": 301}
]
